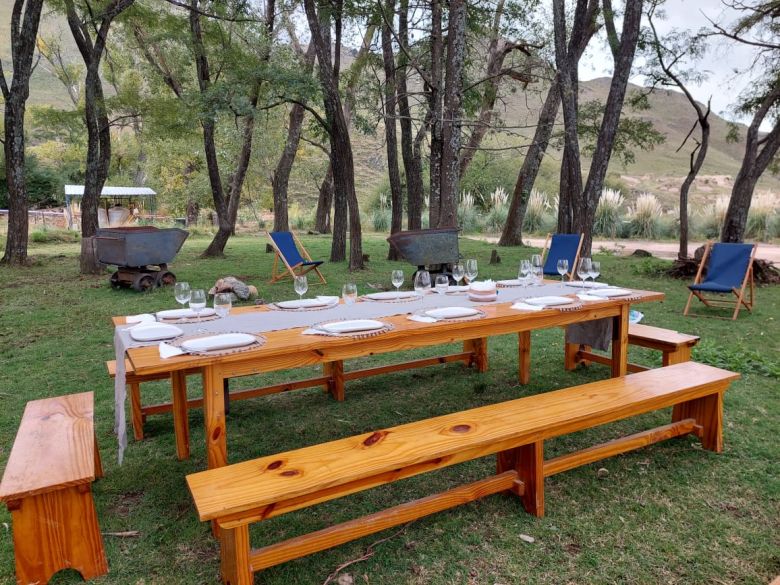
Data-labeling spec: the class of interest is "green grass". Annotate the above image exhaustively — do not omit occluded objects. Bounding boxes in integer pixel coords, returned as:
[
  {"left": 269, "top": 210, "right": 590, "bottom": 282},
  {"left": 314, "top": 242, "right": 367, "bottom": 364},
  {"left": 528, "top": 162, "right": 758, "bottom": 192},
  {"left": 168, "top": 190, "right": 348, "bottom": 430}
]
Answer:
[{"left": 0, "top": 234, "right": 778, "bottom": 584}]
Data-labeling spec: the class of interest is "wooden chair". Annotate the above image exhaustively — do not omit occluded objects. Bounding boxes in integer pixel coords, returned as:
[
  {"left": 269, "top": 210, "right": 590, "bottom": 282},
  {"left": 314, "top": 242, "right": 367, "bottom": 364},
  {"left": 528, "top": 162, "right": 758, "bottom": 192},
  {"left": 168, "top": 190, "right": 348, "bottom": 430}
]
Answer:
[
  {"left": 540, "top": 233, "right": 584, "bottom": 280},
  {"left": 267, "top": 231, "right": 326, "bottom": 284},
  {"left": 187, "top": 362, "right": 738, "bottom": 583},
  {"left": 0, "top": 392, "right": 108, "bottom": 584},
  {"left": 683, "top": 242, "right": 757, "bottom": 320}
]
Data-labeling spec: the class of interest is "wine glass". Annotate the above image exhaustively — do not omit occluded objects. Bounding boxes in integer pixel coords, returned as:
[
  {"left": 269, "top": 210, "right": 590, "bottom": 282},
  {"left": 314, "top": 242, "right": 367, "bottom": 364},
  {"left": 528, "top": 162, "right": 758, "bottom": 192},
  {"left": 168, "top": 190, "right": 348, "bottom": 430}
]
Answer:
[
  {"left": 174, "top": 281, "right": 191, "bottom": 308},
  {"left": 213, "top": 293, "right": 232, "bottom": 318},
  {"left": 435, "top": 274, "right": 449, "bottom": 294},
  {"left": 590, "top": 261, "right": 601, "bottom": 286},
  {"left": 577, "top": 257, "right": 592, "bottom": 288},
  {"left": 391, "top": 270, "right": 404, "bottom": 298},
  {"left": 189, "top": 289, "right": 206, "bottom": 322},
  {"left": 465, "top": 259, "right": 478, "bottom": 284},
  {"left": 342, "top": 282, "right": 358, "bottom": 305},
  {"left": 518, "top": 259, "right": 532, "bottom": 288},
  {"left": 531, "top": 254, "right": 543, "bottom": 286},
  {"left": 413, "top": 270, "right": 431, "bottom": 296},
  {"left": 294, "top": 275, "right": 308, "bottom": 300},
  {"left": 557, "top": 259, "right": 569, "bottom": 283},
  {"left": 452, "top": 263, "right": 465, "bottom": 288}
]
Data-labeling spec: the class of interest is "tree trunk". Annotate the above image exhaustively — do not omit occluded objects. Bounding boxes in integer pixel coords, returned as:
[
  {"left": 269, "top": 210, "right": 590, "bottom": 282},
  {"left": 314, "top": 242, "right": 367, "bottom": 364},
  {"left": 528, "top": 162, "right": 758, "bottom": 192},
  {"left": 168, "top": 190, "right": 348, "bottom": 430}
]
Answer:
[
  {"left": 576, "top": 0, "right": 644, "bottom": 255},
  {"left": 428, "top": 0, "right": 443, "bottom": 227},
  {"left": 1, "top": 0, "right": 45, "bottom": 266},
  {"left": 315, "top": 165, "right": 333, "bottom": 233},
  {"left": 381, "top": 0, "right": 403, "bottom": 259}
]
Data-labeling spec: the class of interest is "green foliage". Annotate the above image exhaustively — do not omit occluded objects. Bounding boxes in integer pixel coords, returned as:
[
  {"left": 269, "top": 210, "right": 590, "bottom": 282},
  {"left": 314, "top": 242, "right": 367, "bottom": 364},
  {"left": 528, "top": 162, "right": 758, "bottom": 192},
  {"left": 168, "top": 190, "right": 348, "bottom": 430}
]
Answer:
[
  {"left": 694, "top": 343, "right": 780, "bottom": 378},
  {"left": 29, "top": 227, "right": 80, "bottom": 244},
  {"left": 370, "top": 208, "right": 391, "bottom": 232},
  {"left": 522, "top": 189, "right": 551, "bottom": 234},
  {"left": 594, "top": 188, "right": 625, "bottom": 238},
  {"left": 745, "top": 192, "right": 778, "bottom": 241},
  {"left": 0, "top": 154, "right": 64, "bottom": 208},
  {"left": 628, "top": 193, "right": 663, "bottom": 239},
  {"left": 460, "top": 152, "right": 517, "bottom": 202}
]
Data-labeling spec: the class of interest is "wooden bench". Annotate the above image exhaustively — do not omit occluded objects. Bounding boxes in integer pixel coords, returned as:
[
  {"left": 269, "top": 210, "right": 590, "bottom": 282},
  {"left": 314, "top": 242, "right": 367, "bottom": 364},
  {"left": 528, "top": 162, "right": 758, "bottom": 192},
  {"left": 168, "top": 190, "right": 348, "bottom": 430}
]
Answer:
[
  {"left": 187, "top": 361, "right": 738, "bottom": 584},
  {"left": 564, "top": 323, "right": 700, "bottom": 374},
  {"left": 0, "top": 392, "right": 108, "bottom": 584}
]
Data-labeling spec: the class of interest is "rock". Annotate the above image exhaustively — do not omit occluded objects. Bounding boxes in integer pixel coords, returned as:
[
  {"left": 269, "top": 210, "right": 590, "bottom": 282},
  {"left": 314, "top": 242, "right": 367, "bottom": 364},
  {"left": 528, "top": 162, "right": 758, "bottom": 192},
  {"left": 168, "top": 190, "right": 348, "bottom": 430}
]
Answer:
[
  {"left": 208, "top": 276, "right": 255, "bottom": 300},
  {"left": 265, "top": 243, "right": 274, "bottom": 253},
  {"left": 631, "top": 249, "right": 652, "bottom": 258},
  {"left": 597, "top": 467, "right": 609, "bottom": 478},
  {"left": 519, "top": 534, "right": 535, "bottom": 543},
  {"left": 490, "top": 249, "right": 501, "bottom": 264}
]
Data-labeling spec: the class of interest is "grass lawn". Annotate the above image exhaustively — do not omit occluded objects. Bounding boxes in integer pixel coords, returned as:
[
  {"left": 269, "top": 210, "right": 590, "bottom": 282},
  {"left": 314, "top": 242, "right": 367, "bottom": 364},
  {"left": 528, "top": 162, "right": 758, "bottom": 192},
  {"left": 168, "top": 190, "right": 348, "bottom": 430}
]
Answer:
[{"left": 0, "top": 233, "right": 778, "bottom": 585}]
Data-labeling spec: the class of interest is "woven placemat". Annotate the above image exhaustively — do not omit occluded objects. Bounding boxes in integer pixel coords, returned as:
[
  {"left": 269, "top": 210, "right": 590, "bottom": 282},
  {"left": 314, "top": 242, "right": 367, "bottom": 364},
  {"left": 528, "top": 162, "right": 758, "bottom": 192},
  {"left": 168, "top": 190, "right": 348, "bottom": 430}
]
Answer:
[
  {"left": 267, "top": 301, "right": 339, "bottom": 312},
  {"left": 556, "top": 301, "right": 584, "bottom": 312},
  {"left": 307, "top": 319, "right": 395, "bottom": 339},
  {"left": 157, "top": 313, "right": 220, "bottom": 325},
  {"left": 170, "top": 332, "right": 266, "bottom": 356},
  {"left": 413, "top": 308, "right": 487, "bottom": 323}
]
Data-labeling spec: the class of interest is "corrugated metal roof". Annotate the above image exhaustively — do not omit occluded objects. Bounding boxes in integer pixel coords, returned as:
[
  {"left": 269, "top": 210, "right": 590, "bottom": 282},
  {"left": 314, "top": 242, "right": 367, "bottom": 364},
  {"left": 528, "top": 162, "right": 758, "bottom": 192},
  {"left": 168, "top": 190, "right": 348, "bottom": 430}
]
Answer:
[{"left": 64, "top": 185, "right": 157, "bottom": 196}]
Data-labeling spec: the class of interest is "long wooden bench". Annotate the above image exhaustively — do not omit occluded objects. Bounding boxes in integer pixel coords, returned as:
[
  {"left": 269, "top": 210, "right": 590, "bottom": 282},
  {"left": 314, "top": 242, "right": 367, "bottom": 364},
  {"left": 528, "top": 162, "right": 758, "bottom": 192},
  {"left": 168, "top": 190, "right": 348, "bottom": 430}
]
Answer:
[
  {"left": 563, "top": 323, "right": 700, "bottom": 374},
  {"left": 0, "top": 392, "right": 108, "bottom": 584},
  {"left": 187, "top": 361, "right": 738, "bottom": 584}
]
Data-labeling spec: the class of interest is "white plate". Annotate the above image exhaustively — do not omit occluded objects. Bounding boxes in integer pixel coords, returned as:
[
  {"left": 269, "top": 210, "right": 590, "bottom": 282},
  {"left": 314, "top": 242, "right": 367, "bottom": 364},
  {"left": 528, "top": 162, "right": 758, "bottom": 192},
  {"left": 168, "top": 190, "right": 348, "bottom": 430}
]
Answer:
[
  {"left": 425, "top": 307, "right": 480, "bottom": 320},
  {"left": 589, "top": 288, "right": 633, "bottom": 298},
  {"left": 320, "top": 320, "right": 385, "bottom": 334},
  {"left": 496, "top": 279, "right": 523, "bottom": 287},
  {"left": 446, "top": 285, "right": 470, "bottom": 292},
  {"left": 181, "top": 333, "right": 257, "bottom": 353},
  {"left": 157, "top": 307, "right": 216, "bottom": 319},
  {"left": 364, "top": 291, "right": 418, "bottom": 300},
  {"left": 276, "top": 298, "right": 331, "bottom": 309},
  {"left": 566, "top": 281, "right": 609, "bottom": 289},
  {"left": 129, "top": 323, "right": 183, "bottom": 342},
  {"left": 524, "top": 296, "right": 574, "bottom": 307}
]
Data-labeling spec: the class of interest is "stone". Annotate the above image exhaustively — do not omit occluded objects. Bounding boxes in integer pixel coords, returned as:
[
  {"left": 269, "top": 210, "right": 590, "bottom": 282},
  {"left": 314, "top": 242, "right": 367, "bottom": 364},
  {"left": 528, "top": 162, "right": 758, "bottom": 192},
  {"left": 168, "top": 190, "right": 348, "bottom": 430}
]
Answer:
[{"left": 208, "top": 276, "right": 256, "bottom": 300}]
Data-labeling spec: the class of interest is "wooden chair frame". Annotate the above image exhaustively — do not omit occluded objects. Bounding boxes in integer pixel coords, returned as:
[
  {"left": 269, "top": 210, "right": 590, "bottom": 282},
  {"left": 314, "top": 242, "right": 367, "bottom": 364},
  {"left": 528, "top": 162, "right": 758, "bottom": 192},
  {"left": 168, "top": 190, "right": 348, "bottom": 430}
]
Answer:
[
  {"left": 267, "top": 231, "right": 327, "bottom": 285},
  {"left": 540, "top": 233, "right": 584, "bottom": 280},
  {"left": 683, "top": 242, "right": 757, "bottom": 320}
]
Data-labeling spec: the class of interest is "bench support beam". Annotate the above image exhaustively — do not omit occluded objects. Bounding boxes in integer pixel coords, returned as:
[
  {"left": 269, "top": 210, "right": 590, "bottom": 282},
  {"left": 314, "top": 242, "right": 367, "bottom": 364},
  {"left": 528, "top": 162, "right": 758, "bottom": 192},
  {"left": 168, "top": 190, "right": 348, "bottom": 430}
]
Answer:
[
  {"left": 673, "top": 393, "right": 723, "bottom": 452},
  {"left": 498, "top": 441, "right": 544, "bottom": 516}
]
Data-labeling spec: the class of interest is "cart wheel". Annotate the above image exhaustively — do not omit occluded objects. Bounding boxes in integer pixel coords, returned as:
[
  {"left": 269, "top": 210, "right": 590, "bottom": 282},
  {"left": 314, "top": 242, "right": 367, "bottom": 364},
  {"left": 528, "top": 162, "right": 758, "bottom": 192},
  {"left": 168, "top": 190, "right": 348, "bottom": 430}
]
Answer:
[
  {"left": 132, "top": 273, "right": 155, "bottom": 292},
  {"left": 109, "top": 272, "right": 121, "bottom": 289},
  {"left": 155, "top": 271, "right": 176, "bottom": 287}
]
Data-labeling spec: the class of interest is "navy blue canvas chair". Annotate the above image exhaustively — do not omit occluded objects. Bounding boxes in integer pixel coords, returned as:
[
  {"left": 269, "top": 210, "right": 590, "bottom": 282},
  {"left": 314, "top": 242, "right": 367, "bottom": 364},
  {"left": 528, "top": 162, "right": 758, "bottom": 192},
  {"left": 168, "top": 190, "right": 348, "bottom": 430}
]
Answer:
[
  {"left": 267, "top": 231, "right": 326, "bottom": 284},
  {"left": 684, "top": 242, "right": 756, "bottom": 320},
  {"left": 541, "top": 233, "right": 584, "bottom": 280}
]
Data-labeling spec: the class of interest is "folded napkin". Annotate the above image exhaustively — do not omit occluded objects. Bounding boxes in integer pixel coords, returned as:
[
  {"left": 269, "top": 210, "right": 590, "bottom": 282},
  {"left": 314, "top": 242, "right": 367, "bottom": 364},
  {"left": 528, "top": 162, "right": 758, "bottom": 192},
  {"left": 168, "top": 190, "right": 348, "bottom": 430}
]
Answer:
[
  {"left": 469, "top": 279, "right": 496, "bottom": 292},
  {"left": 567, "top": 281, "right": 609, "bottom": 289},
  {"left": 159, "top": 342, "right": 184, "bottom": 358},
  {"left": 511, "top": 302, "right": 545, "bottom": 311},
  {"left": 157, "top": 307, "right": 216, "bottom": 319},
  {"left": 408, "top": 314, "right": 437, "bottom": 323},
  {"left": 576, "top": 293, "right": 604, "bottom": 301},
  {"left": 316, "top": 296, "right": 340, "bottom": 305},
  {"left": 126, "top": 313, "right": 156, "bottom": 324}
]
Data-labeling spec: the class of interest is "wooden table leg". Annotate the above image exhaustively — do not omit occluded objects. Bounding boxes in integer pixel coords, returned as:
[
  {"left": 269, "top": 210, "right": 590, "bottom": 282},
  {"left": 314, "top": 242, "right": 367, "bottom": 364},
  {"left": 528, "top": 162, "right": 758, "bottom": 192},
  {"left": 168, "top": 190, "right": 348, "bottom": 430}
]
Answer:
[
  {"left": 464, "top": 338, "right": 489, "bottom": 372},
  {"left": 203, "top": 365, "right": 228, "bottom": 470},
  {"left": 171, "top": 370, "right": 190, "bottom": 461},
  {"left": 324, "top": 361, "right": 345, "bottom": 401},
  {"left": 518, "top": 331, "right": 531, "bottom": 385},
  {"left": 129, "top": 382, "right": 144, "bottom": 441},
  {"left": 611, "top": 305, "right": 629, "bottom": 377}
]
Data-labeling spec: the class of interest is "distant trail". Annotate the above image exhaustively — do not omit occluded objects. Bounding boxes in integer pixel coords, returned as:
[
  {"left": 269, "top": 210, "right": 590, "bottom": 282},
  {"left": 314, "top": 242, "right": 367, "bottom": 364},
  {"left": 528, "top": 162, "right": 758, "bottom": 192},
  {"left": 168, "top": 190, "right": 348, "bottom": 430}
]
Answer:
[{"left": 471, "top": 235, "right": 780, "bottom": 263}]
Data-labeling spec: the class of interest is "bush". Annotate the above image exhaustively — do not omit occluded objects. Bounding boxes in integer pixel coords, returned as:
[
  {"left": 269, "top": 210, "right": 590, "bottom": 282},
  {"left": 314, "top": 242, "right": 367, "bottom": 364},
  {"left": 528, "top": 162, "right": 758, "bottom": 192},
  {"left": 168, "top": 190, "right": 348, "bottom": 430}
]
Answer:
[
  {"left": 29, "top": 228, "right": 80, "bottom": 244},
  {"left": 695, "top": 195, "right": 729, "bottom": 240},
  {"left": 628, "top": 193, "right": 663, "bottom": 239},
  {"left": 458, "top": 206, "right": 482, "bottom": 233},
  {"left": 370, "top": 208, "right": 391, "bottom": 232},
  {"left": 523, "top": 189, "right": 550, "bottom": 234},
  {"left": 594, "top": 188, "right": 624, "bottom": 238},
  {"left": 483, "top": 205, "right": 508, "bottom": 233},
  {"left": 746, "top": 191, "right": 778, "bottom": 241}
]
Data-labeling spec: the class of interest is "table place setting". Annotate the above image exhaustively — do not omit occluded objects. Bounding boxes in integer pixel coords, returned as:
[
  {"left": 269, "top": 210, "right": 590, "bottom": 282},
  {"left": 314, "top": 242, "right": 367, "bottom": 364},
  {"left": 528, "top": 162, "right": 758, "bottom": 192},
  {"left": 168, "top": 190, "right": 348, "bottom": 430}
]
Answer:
[
  {"left": 302, "top": 319, "right": 394, "bottom": 338},
  {"left": 269, "top": 295, "right": 340, "bottom": 311},
  {"left": 156, "top": 307, "right": 218, "bottom": 323},
  {"left": 408, "top": 306, "right": 485, "bottom": 323},
  {"left": 361, "top": 290, "right": 421, "bottom": 302},
  {"left": 160, "top": 332, "right": 265, "bottom": 357},
  {"left": 511, "top": 295, "right": 580, "bottom": 312}
]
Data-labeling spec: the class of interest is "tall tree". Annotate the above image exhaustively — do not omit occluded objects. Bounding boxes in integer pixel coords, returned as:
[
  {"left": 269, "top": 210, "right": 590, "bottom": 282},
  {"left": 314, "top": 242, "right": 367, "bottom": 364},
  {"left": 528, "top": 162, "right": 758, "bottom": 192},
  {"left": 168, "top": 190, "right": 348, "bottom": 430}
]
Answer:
[
  {"left": 1, "top": 0, "right": 45, "bottom": 266},
  {"left": 303, "top": 0, "right": 364, "bottom": 269},
  {"left": 428, "top": 0, "right": 444, "bottom": 227}
]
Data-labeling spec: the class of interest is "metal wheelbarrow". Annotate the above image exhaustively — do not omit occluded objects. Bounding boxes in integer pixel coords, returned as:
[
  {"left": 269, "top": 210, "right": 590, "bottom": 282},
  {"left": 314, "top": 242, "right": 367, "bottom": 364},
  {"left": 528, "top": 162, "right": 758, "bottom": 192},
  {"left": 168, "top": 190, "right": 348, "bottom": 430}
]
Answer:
[{"left": 387, "top": 227, "right": 461, "bottom": 280}]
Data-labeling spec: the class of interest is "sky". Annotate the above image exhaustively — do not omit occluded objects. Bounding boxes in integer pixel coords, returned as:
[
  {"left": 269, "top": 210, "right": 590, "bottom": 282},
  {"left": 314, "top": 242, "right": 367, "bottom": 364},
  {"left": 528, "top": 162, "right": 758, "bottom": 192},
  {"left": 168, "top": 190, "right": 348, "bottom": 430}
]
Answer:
[{"left": 578, "top": 0, "right": 770, "bottom": 129}]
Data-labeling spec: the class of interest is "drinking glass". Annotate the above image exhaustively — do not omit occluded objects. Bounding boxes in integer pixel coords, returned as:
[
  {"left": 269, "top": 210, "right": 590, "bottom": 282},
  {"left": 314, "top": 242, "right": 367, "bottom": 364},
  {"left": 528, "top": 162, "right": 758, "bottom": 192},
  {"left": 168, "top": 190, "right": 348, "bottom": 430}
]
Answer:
[
  {"left": 391, "top": 270, "right": 404, "bottom": 298},
  {"left": 531, "top": 254, "right": 543, "bottom": 286},
  {"left": 342, "top": 282, "right": 358, "bottom": 305},
  {"left": 189, "top": 289, "right": 206, "bottom": 322},
  {"left": 577, "top": 257, "right": 592, "bottom": 288},
  {"left": 519, "top": 259, "right": 532, "bottom": 288},
  {"left": 294, "top": 275, "right": 308, "bottom": 300},
  {"left": 174, "top": 281, "right": 191, "bottom": 308},
  {"left": 557, "top": 259, "right": 569, "bottom": 283},
  {"left": 435, "top": 274, "right": 449, "bottom": 294},
  {"left": 590, "top": 261, "right": 601, "bottom": 285},
  {"left": 213, "top": 293, "right": 232, "bottom": 318},
  {"left": 465, "top": 259, "right": 478, "bottom": 283},
  {"left": 413, "top": 270, "right": 431, "bottom": 295},
  {"left": 452, "top": 263, "right": 465, "bottom": 287}
]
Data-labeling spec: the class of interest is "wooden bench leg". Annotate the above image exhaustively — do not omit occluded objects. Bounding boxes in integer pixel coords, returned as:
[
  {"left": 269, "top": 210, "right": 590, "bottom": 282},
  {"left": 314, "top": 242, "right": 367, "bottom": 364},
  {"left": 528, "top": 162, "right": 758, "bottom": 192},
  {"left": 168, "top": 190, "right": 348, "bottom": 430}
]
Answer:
[
  {"left": 464, "top": 338, "right": 488, "bottom": 372},
  {"left": 93, "top": 431, "right": 104, "bottom": 479},
  {"left": 172, "top": 370, "right": 191, "bottom": 461},
  {"left": 663, "top": 345, "right": 692, "bottom": 366},
  {"left": 497, "top": 440, "right": 545, "bottom": 517},
  {"left": 324, "top": 361, "right": 345, "bottom": 401},
  {"left": 8, "top": 486, "right": 108, "bottom": 584},
  {"left": 220, "top": 524, "right": 253, "bottom": 585},
  {"left": 611, "top": 306, "right": 630, "bottom": 377},
  {"left": 518, "top": 331, "right": 531, "bottom": 384},
  {"left": 129, "top": 382, "right": 144, "bottom": 441},
  {"left": 672, "top": 392, "right": 723, "bottom": 452}
]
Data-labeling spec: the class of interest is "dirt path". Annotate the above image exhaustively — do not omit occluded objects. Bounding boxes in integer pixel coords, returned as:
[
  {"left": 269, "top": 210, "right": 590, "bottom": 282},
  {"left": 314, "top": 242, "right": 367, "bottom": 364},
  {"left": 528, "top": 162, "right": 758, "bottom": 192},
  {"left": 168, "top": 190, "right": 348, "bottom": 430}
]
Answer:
[{"left": 472, "top": 235, "right": 780, "bottom": 263}]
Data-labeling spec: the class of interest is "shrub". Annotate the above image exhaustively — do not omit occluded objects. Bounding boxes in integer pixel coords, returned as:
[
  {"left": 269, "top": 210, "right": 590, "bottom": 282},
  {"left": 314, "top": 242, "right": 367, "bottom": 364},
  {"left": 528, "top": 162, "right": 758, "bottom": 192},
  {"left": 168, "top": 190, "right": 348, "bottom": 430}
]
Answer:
[
  {"left": 594, "top": 188, "right": 624, "bottom": 238},
  {"left": 29, "top": 228, "right": 80, "bottom": 244},
  {"left": 484, "top": 205, "right": 508, "bottom": 233},
  {"left": 746, "top": 191, "right": 778, "bottom": 241},
  {"left": 370, "top": 208, "right": 391, "bottom": 232},
  {"left": 489, "top": 186, "right": 509, "bottom": 210},
  {"left": 523, "top": 189, "right": 550, "bottom": 234},
  {"left": 696, "top": 195, "right": 729, "bottom": 239},
  {"left": 628, "top": 193, "right": 663, "bottom": 239},
  {"left": 458, "top": 206, "right": 482, "bottom": 233}
]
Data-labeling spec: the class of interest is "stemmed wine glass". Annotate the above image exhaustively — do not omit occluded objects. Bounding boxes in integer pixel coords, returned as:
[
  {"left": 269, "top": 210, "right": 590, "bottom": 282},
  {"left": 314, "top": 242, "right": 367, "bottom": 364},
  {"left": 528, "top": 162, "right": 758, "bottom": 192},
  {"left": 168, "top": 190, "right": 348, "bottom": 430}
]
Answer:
[
  {"left": 531, "top": 254, "right": 543, "bottom": 286},
  {"left": 590, "top": 261, "right": 601, "bottom": 286},
  {"left": 556, "top": 259, "right": 569, "bottom": 284},
  {"left": 452, "top": 263, "right": 465, "bottom": 288},
  {"left": 577, "top": 257, "right": 592, "bottom": 289},
  {"left": 465, "top": 259, "right": 478, "bottom": 284},
  {"left": 519, "top": 259, "right": 532, "bottom": 288},
  {"left": 294, "top": 275, "right": 308, "bottom": 301},
  {"left": 435, "top": 274, "right": 449, "bottom": 294},
  {"left": 413, "top": 270, "right": 431, "bottom": 296},
  {"left": 189, "top": 289, "right": 206, "bottom": 322},
  {"left": 391, "top": 270, "right": 404, "bottom": 298},
  {"left": 174, "top": 281, "right": 191, "bottom": 308}
]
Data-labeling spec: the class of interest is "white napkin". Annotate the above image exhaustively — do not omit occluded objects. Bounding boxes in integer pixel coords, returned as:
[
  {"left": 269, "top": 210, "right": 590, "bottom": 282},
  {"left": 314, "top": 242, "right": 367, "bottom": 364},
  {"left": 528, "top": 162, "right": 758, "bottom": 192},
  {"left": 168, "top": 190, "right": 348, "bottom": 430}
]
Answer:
[
  {"left": 511, "top": 302, "right": 545, "bottom": 311},
  {"left": 316, "top": 296, "right": 340, "bottom": 305},
  {"left": 408, "top": 314, "right": 437, "bottom": 323},
  {"left": 126, "top": 313, "right": 156, "bottom": 324},
  {"left": 159, "top": 342, "right": 185, "bottom": 358},
  {"left": 469, "top": 279, "right": 496, "bottom": 292},
  {"left": 576, "top": 293, "right": 604, "bottom": 301},
  {"left": 567, "top": 281, "right": 609, "bottom": 289},
  {"left": 157, "top": 307, "right": 216, "bottom": 319}
]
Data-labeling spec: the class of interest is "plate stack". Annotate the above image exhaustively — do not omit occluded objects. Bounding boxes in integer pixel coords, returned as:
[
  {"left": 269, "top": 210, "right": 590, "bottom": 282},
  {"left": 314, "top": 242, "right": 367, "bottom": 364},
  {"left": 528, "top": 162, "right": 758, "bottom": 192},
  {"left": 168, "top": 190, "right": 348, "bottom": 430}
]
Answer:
[{"left": 468, "top": 280, "right": 497, "bottom": 302}]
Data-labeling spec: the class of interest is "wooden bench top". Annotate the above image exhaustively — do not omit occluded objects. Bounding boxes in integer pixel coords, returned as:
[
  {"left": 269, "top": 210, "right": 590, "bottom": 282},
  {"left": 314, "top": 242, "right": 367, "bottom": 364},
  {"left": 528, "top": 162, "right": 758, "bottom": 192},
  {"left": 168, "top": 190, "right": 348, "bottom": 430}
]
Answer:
[
  {"left": 187, "top": 362, "right": 738, "bottom": 522},
  {"left": 629, "top": 324, "right": 700, "bottom": 346},
  {"left": 0, "top": 392, "right": 97, "bottom": 502}
]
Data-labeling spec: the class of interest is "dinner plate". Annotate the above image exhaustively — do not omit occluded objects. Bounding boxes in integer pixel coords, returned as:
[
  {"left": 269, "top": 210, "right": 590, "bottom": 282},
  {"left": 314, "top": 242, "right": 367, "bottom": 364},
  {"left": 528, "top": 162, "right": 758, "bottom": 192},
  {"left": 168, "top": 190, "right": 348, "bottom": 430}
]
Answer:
[
  {"left": 129, "top": 323, "right": 183, "bottom": 342},
  {"left": 319, "top": 320, "right": 385, "bottom": 334},
  {"left": 276, "top": 298, "right": 332, "bottom": 309},
  {"left": 589, "top": 288, "right": 633, "bottom": 298},
  {"left": 566, "top": 281, "right": 609, "bottom": 288},
  {"left": 425, "top": 307, "right": 480, "bottom": 320},
  {"left": 157, "top": 307, "right": 216, "bottom": 319},
  {"left": 181, "top": 333, "right": 257, "bottom": 353},
  {"left": 496, "top": 279, "right": 522, "bottom": 287},
  {"left": 364, "top": 291, "right": 418, "bottom": 300},
  {"left": 523, "top": 296, "right": 574, "bottom": 307},
  {"left": 446, "top": 285, "right": 470, "bottom": 293}
]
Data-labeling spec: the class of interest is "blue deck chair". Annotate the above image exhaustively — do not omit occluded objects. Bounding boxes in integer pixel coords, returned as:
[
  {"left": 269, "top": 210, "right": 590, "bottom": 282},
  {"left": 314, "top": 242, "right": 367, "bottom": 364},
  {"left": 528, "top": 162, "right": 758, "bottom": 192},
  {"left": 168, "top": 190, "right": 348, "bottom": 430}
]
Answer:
[
  {"left": 683, "top": 242, "right": 756, "bottom": 320},
  {"left": 267, "top": 231, "right": 326, "bottom": 284},
  {"left": 541, "top": 233, "right": 584, "bottom": 280}
]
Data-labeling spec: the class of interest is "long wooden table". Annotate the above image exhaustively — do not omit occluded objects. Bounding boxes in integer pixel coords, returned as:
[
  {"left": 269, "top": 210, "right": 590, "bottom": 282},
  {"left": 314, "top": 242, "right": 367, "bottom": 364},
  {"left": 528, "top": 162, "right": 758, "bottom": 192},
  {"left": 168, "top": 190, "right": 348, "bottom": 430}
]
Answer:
[{"left": 120, "top": 289, "right": 664, "bottom": 470}]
